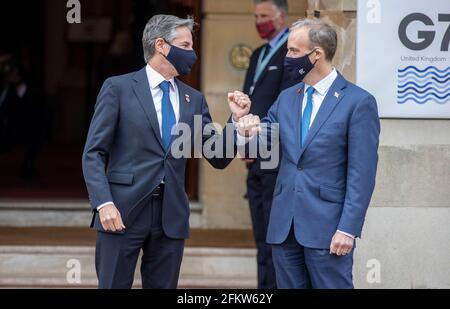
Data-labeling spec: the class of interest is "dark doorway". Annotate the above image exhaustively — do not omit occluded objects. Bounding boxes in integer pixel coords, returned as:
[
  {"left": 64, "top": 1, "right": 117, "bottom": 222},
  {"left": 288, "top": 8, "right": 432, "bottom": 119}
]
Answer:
[{"left": 0, "top": 0, "right": 202, "bottom": 201}]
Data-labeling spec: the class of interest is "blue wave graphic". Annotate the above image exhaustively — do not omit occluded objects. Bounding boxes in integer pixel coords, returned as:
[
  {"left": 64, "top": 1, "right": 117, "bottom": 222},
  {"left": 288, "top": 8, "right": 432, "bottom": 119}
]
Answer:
[
  {"left": 398, "top": 66, "right": 450, "bottom": 74},
  {"left": 397, "top": 66, "right": 450, "bottom": 105},
  {"left": 398, "top": 70, "right": 450, "bottom": 79},
  {"left": 398, "top": 86, "right": 450, "bottom": 94},
  {"left": 398, "top": 75, "right": 450, "bottom": 84},
  {"left": 398, "top": 97, "right": 447, "bottom": 105},
  {"left": 398, "top": 81, "right": 450, "bottom": 89},
  {"left": 397, "top": 92, "right": 450, "bottom": 100}
]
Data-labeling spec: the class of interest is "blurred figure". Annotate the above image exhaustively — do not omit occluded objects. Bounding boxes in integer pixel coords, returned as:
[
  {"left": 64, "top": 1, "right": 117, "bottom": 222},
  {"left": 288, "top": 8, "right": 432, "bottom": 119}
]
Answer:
[
  {"left": 0, "top": 49, "right": 47, "bottom": 180},
  {"left": 242, "top": 0, "right": 296, "bottom": 289}
]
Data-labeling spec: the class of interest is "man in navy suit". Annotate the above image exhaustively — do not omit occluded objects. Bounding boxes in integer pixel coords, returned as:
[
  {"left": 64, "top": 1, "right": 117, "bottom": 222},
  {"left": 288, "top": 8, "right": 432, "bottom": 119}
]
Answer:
[
  {"left": 242, "top": 0, "right": 296, "bottom": 289},
  {"left": 82, "top": 15, "right": 250, "bottom": 289},
  {"left": 235, "top": 18, "right": 380, "bottom": 288}
]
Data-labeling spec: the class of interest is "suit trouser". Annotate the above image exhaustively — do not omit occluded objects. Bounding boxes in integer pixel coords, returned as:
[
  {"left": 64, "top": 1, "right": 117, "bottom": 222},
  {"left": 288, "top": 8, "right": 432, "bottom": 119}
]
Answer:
[
  {"left": 272, "top": 225, "right": 354, "bottom": 289},
  {"left": 246, "top": 163, "right": 278, "bottom": 289},
  {"left": 95, "top": 195, "right": 184, "bottom": 289}
]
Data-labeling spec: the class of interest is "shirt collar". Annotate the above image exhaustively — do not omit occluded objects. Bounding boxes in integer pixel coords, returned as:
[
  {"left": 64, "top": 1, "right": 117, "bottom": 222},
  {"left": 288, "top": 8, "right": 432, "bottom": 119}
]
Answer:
[
  {"left": 146, "top": 64, "right": 176, "bottom": 91},
  {"left": 268, "top": 27, "right": 289, "bottom": 48},
  {"left": 305, "top": 68, "right": 338, "bottom": 96}
]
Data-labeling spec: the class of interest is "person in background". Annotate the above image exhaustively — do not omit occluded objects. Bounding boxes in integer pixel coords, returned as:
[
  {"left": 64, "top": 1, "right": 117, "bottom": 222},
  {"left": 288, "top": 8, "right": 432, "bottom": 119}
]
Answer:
[{"left": 0, "top": 49, "right": 44, "bottom": 180}]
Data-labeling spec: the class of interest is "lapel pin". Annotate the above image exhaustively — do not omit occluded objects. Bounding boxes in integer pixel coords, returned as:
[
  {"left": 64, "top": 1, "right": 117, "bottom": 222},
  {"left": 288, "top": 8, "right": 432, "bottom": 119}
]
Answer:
[
  {"left": 334, "top": 92, "right": 340, "bottom": 99},
  {"left": 185, "top": 94, "right": 190, "bottom": 103},
  {"left": 296, "top": 88, "right": 303, "bottom": 95}
]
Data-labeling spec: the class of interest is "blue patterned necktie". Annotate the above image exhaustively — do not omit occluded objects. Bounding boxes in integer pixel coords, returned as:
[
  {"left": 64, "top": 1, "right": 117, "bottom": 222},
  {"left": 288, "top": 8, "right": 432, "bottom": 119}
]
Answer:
[
  {"left": 159, "top": 81, "right": 176, "bottom": 152},
  {"left": 301, "top": 86, "right": 315, "bottom": 147}
]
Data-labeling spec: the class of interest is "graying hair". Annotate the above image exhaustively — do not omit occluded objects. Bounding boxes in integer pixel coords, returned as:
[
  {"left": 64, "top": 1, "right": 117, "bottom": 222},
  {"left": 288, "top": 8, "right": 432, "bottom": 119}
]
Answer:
[
  {"left": 291, "top": 18, "right": 337, "bottom": 62},
  {"left": 253, "top": 0, "right": 288, "bottom": 15},
  {"left": 142, "top": 14, "right": 194, "bottom": 62}
]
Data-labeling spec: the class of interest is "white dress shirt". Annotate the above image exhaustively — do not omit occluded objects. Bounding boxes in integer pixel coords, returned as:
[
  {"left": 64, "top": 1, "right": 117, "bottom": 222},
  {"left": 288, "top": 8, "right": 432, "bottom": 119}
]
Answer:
[
  {"left": 97, "top": 65, "right": 180, "bottom": 211},
  {"left": 302, "top": 68, "right": 337, "bottom": 127},
  {"left": 146, "top": 64, "right": 180, "bottom": 135}
]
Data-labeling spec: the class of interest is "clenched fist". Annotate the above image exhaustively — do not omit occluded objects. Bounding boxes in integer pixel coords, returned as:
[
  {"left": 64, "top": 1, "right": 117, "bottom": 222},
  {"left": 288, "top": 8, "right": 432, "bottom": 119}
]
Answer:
[
  {"left": 330, "top": 232, "right": 354, "bottom": 256},
  {"left": 228, "top": 90, "right": 251, "bottom": 121},
  {"left": 99, "top": 204, "right": 126, "bottom": 232},
  {"left": 237, "top": 114, "right": 261, "bottom": 137}
]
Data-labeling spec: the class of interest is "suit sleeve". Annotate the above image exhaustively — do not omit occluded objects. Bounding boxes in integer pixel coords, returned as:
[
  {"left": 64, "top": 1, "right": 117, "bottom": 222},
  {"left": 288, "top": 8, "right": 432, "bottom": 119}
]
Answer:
[
  {"left": 200, "top": 95, "right": 236, "bottom": 169},
  {"left": 338, "top": 95, "right": 380, "bottom": 237},
  {"left": 82, "top": 78, "right": 118, "bottom": 211}
]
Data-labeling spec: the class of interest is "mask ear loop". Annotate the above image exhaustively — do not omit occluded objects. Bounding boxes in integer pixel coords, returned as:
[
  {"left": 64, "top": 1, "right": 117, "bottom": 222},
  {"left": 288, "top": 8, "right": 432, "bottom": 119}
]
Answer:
[
  {"left": 308, "top": 48, "right": 319, "bottom": 66},
  {"left": 157, "top": 39, "right": 171, "bottom": 58}
]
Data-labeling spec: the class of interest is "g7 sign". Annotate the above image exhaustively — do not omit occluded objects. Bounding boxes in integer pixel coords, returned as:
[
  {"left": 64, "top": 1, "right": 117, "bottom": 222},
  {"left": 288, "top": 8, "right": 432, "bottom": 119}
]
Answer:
[{"left": 399, "top": 13, "right": 450, "bottom": 51}]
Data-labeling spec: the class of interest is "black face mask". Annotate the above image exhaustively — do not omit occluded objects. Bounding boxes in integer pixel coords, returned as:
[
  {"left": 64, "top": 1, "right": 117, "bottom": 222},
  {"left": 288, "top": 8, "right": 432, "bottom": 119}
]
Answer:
[
  {"left": 164, "top": 42, "right": 198, "bottom": 76},
  {"left": 284, "top": 49, "right": 318, "bottom": 83}
]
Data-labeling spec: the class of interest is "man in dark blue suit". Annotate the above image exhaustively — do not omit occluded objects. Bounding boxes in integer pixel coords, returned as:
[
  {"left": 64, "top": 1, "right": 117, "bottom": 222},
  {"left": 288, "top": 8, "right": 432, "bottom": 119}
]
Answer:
[
  {"left": 242, "top": 0, "right": 296, "bottom": 289},
  {"left": 82, "top": 15, "right": 250, "bottom": 289},
  {"left": 236, "top": 18, "right": 380, "bottom": 289}
]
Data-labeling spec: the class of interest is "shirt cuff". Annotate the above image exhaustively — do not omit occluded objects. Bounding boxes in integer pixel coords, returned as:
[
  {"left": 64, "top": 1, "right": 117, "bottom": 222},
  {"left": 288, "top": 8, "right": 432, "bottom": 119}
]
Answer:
[
  {"left": 97, "top": 201, "right": 114, "bottom": 211},
  {"left": 337, "top": 230, "right": 355, "bottom": 239},
  {"left": 232, "top": 115, "right": 255, "bottom": 146}
]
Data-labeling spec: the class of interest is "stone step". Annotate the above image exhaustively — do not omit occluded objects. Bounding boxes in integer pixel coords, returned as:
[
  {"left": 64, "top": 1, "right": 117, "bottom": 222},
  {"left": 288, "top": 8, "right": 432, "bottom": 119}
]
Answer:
[
  {"left": 0, "top": 246, "right": 257, "bottom": 289},
  {"left": 0, "top": 200, "right": 204, "bottom": 228}
]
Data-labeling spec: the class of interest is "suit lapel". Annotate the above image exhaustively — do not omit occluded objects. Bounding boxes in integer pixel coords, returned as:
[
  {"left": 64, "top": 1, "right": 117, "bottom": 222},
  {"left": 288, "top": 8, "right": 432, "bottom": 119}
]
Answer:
[
  {"left": 132, "top": 67, "right": 165, "bottom": 150},
  {"left": 298, "top": 74, "right": 347, "bottom": 159},
  {"left": 254, "top": 49, "right": 271, "bottom": 89},
  {"left": 175, "top": 79, "right": 192, "bottom": 126},
  {"left": 253, "top": 45, "right": 286, "bottom": 90}
]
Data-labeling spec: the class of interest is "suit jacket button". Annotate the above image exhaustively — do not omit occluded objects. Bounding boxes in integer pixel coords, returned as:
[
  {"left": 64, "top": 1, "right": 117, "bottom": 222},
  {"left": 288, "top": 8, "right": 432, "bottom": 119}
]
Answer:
[{"left": 298, "top": 166, "right": 303, "bottom": 171}]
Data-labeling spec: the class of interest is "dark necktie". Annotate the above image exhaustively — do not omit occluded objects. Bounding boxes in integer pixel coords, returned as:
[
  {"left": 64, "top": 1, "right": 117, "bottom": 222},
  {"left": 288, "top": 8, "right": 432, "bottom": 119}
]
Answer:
[
  {"left": 159, "top": 81, "right": 176, "bottom": 151},
  {"left": 262, "top": 44, "right": 271, "bottom": 61}
]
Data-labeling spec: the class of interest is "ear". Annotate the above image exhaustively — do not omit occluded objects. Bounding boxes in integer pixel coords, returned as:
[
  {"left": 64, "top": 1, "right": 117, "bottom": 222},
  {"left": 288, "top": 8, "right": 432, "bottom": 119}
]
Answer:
[
  {"left": 314, "top": 48, "right": 324, "bottom": 61},
  {"left": 154, "top": 38, "right": 167, "bottom": 54}
]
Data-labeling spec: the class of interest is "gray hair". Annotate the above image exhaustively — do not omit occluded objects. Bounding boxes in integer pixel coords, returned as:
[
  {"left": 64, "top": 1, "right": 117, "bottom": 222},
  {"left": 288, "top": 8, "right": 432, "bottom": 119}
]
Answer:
[
  {"left": 142, "top": 14, "right": 194, "bottom": 62},
  {"left": 291, "top": 18, "right": 337, "bottom": 62},
  {"left": 253, "top": 0, "right": 288, "bottom": 15}
]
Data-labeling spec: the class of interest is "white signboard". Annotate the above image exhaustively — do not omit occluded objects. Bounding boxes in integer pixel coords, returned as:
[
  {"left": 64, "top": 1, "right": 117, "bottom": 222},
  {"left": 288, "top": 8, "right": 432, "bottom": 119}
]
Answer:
[{"left": 357, "top": 0, "right": 450, "bottom": 118}]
